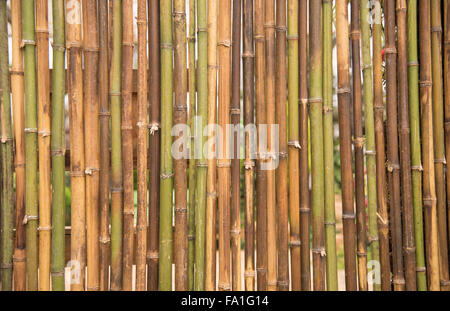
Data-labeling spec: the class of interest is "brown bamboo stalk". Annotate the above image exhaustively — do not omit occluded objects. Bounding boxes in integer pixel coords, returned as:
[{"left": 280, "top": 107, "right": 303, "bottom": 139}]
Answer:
[
  {"left": 419, "top": 0, "right": 441, "bottom": 291},
  {"left": 217, "top": 0, "right": 232, "bottom": 291},
  {"left": 147, "top": 0, "right": 161, "bottom": 291},
  {"left": 336, "top": 0, "right": 357, "bottom": 291},
  {"left": 396, "top": 0, "right": 417, "bottom": 291},
  {"left": 136, "top": 0, "right": 148, "bottom": 291},
  {"left": 230, "top": 0, "right": 242, "bottom": 291},
  {"left": 276, "top": 0, "right": 289, "bottom": 292},
  {"left": 445, "top": 0, "right": 450, "bottom": 269}
]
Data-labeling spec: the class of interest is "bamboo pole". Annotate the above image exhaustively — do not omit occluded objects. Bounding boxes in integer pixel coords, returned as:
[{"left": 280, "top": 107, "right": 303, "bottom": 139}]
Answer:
[
  {"left": 67, "top": 0, "right": 86, "bottom": 291},
  {"left": 298, "top": 0, "right": 310, "bottom": 291},
  {"left": 0, "top": 0, "right": 14, "bottom": 291},
  {"left": 323, "top": 0, "right": 338, "bottom": 291},
  {"left": 396, "top": 0, "right": 417, "bottom": 291},
  {"left": 205, "top": 0, "right": 217, "bottom": 291},
  {"left": 430, "top": 0, "right": 450, "bottom": 290},
  {"left": 23, "top": 0, "right": 38, "bottom": 291},
  {"left": 336, "top": 0, "right": 357, "bottom": 291},
  {"left": 264, "top": 0, "right": 277, "bottom": 292},
  {"left": 110, "top": 0, "right": 123, "bottom": 291},
  {"left": 82, "top": 0, "right": 100, "bottom": 291},
  {"left": 173, "top": 0, "right": 188, "bottom": 291},
  {"left": 276, "top": 0, "right": 289, "bottom": 292},
  {"left": 360, "top": 0, "right": 379, "bottom": 291},
  {"left": 147, "top": 0, "right": 161, "bottom": 291},
  {"left": 122, "top": 0, "right": 135, "bottom": 291},
  {"left": 11, "top": 0, "right": 27, "bottom": 291},
  {"left": 407, "top": 0, "right": 427, "bottom": 291},
  {"left": 194, "top": 0, "right": 208, "bottom": 291},
  {"left": 136, "top": 0, "right": 148, "bottom": 291},
  {"left": 255, "top": 0, "right": 267, "bottom": 291},
  {"left": 98, "top": 0, "right": 111, "bottom": 292},
  {"left": 159, "top": 0, "right": 174, "bottom": 291},
  {"left": 418, "top": 0, "right": 441, "bottom": 291},
  {"left": 231, "top": 0, "right": 242, "bottom": 291},
  {"left": 217, "top": 0, "right": 232, "bottom": 291},
  {"left": 288, "top": 0, "right": 301, "bottom": 291},
  {"left": 243, "top": 0, "right": 255, "bottom": 292},
  {"left": 310, "top": 0, "right": 325, "bottom": 291},
  {"left": 444, "top": 1, "right": 450, "bottom": 287},
  {"left": 372, "top": 0, "right": 391, "bottom": 290}
]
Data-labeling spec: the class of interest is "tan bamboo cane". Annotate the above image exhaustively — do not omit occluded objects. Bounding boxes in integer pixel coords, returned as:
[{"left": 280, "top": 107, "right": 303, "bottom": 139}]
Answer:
[
  {"left": 82, "top": 0, "right": 100, "bottom": 291},
  {"left": 173, "top": 0, "right": 189, "bottom": 290},
  {"left": 276, "top": 0, "right": 289, "bottom": 291},
  {"left": 255, "top": 0, "right": 268, "bottom": 291},
  {"left": 217, "top": 0, "right": 232, "bottom": 291},
  {"left": 336, "top": 0, "right": 357, "bottom": 291},
  {"left": 243, "top": 0, "right": 256, "bottom": 291},
  {"left": 419, "top": 0, "right": 441, "bottom": 291},
  {"left": 98, "top": 0, "right": 111, "bottom": 291},
  {"left": 205, "top": 0, "right": 218, "bottom": 291},
  {"left": 350, "top": 0, "right": 367, "bottom": 291},
  {"left": 11, "top": 0, "right": 26, "bottom": 291},
  {"left": 136, "top": 0, "right": 148, "bottom": 291},
  {"left": 298, "top": 0, "right": 310, "bottom": 291},
  {"left": 231, "top": 0, "right": 242, "bottom": 291},
  {"left": 445, "top": 0, "right": 450, "bottom": 269},
  {"left": 36, "top": 0, "right": 51, "bottom": 291},
  {"left": 147, "top": 0, "right": 161, "bottom": 291},
  {"left": 66, "top": 0, "right": 86, "bottom": 291},
  {"left": 264, "top": 0, "right": 278, "bottom": 292},
  {"left": 396, "top": 0, "right": 417, "bottom": 291}
]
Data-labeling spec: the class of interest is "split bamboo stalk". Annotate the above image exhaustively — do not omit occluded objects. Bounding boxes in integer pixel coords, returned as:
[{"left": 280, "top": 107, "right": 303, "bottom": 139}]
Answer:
[
  {"left": 288, "top": 0, "right": 301, "bottom": 291},
  {"left": 336, "top": 0, "right": 357, "bottom": 291},
  {"left": 230, "top": 0, "right": 242, "bottom": 291},
  {"left": 122, "top": 0, "right": 135, "bottom": 291},
  {"left": 276, "top": 0, "right": 289, "bottom": 292},
  {"left": 217, "top": 0, "right": 232, "bottom": 291},
  {"left": 407, "top": 0, "right": 427, "bottom": 291},
  {"left": 243, "top": 0, "right": 256, "bottom": 291},
  {"left": 444, "top": 1, "right": 450, "bottom": 285},
  {"left": 173, "top": 0, "right": 189, "bottom": 291},
  {"left": 98, "top": 0, "right": 111, "bottom": 291},
  {"left": 360, "top": 0, "right": 380, "bottom": 291},
  {"left": 418, "top": 0, "right": 441, "bottom": 291},
  {"left": 430, "top": 0, "right": 450, "bottom": 290},
  {"left": 372, "top": 0, "right": 391, "bottom": 290},
  {"left": 310, "top": 0, "right": 325, "bottom": 291},
  {"left": 298, "top": 0, "right": 310, "bottom": 291},
  {"left": 264, "top": 0, "right": 277, "bottom": 292},
  {"left": 159, "top": 0, "right": 174, "bottom": 291},
  {"left": 385, "top": 0, "right": 405, "bottom": 291},
  {"left": 110, "top": 0, "right": 123, "bottom": 291},
  {"left": 0, "top": 0, "right": 14, "bottom": 291},
  {"left": 396, "top": 0, "right": 417, "bottom": 291},
  {"left": 66, "top": 0, "right": 86, "bottom": 291},
  {"left": 323, "top": 0, "right": 338, "bottom": 291},
  {"left": 11, "top": 0, "right": 27, "bottom": 291},
  {"left": 23, "top": 0, "right": 38, "bottom": 291},
  {"left": 350, "top": 0, "right": 367, "bottom": 292},
  {"left": 255, "top": 0, "right": 267, "bottom": 291},
  {"left": 82, "top": 0, "right": 100, "bottom": 291},
  {"left": 205, "top": 0, "right": 218, "bottom": 291},
  {"left": 187, "top": 0, "right": 196, "bottom": 291},
  {"left": 136, "top": 0, "right": 148, "bottom": 291},
  {"left": 194, "top": 0, "right": 208, "bottom": 291},
  {"left": 147, "top": 0, "right": 161, "bottom": 291}
]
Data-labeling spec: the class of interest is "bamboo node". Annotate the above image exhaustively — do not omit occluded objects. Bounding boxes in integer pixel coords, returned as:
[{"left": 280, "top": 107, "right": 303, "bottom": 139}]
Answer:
[
  {"left": 230, "top": 228, "right": 241, "bottom": 236},
  {"left": 173, "top": 11, "right": 186, "bottom": 18},
  {"left": 87, "top": 286, "right": 101, "bottom": 291},
  {"left": 407, "top": 61, "right": 419, "bottom": 67},
  {"left": 38, "top": 130, "right": 51, "bottom": 137},
  {"left": 218, "top": 283, "right": 231, "bottom": 291},
  {"left": 403, "top": 246, "right": 416, "bottom": 254},
  {"left": 121, "top": 125, "right": 134, "bottom": 131},
  {"left": 367, "top": 236, "right": 379, "bottom": 244},
  {"left": 218, "top": 40, "right": 231, "bottom": 47},
  {"left": 357, "top": 251, "right": 367, "bottom": 257},
  {"left": 386, "top": 162, "right": 400, "bottom": 172},
  {"left": 206, "top": 191, "right": 217, "bottom": 198},
  {"left": 187, "top": 36, "right": 196, "bottom": 43},
  {"left": 411, "top": 164, "right": 423, "bottom": 171},
  {"left": 109, "top": 91, "right": 122, "bottom": 97},
  {"left": 99, "top": 111, "right": 111, "bottom": 117},
  {"left": 122, "top": 41, "right": 134, "bottom": 47},
  {"left": 384, "top": 47, "right": 397, "bottom": 54},
  {"left": 124, "top": 210, "right": 135, "bottom": 216},
  {"left": 38, "top": 226, "right": 52, "bottom": 231},
  {"left": 256, "top": 268, "right": 267, "bottom": 273},
  {"left": 242, "top": 52, "right": 255, "bottom": 58},
  {"left": 337, "top": 87, "right": 351, "bottom": 94},
  {"left": 230, "top": 108, "right": 240, "bottom": 115},
  {"left": 286, "top": 35, "right": 299, "bottom": 41},
  {"left": 147, "top": 250, "right": 159, "bottom": 260},
  {"left": 392, "top": 277, "right": 406, "bottom": 285},
  {"left": 300, "top": 207, "right": 310, "bottom": 213},
  {"left": 244, "top": 270, "right": 256, "bottom": 277},
  {"left": 135, "top": 18, "right": 147, "bottom": 25},
  {"left": 197, "top": 27, "right": 208, "bottom": 33},
  {"left": 416, "top": 266, "right": 426, "bottom": 272},
  {"left": 136, "top": 225, "right": 147, "bottom": 232},
  {"left": 376, "top": 212, "right": 388, "bottom": 225},
  {"left": 160, "top": 172, "right": 174, "bottom": 180},
  {"left": 9, "top": 69, "right": 24, "bottom": 76},
  {"left": 353, "top": 137, "right": 365, "bottom": 148},
  {"left": 289, "top": 240, "right": 301, "bottom": 247},
  {"left": 263, "top": 23, "right": 276, "bottom": 29},
  {"left": 324, "top": 221, "right": 336, "bottom": 226},
  {"left": 84, "top": 46, "right": 100, "bottom": 52},
  {"left": 71, "top": 171, "right": 85, "bottom": 178},
  {"left": 299, "top": 98, "right": 308, "bottom": 106},
  {"left": 362, "top": 64, "right": 372, "bottom": 71},
  {"left": 51, "top": 149, "right": 65, "bottom": 157},
  {"left": 349, "top": 30, "right": 361, "bottom": 40},
  {"left": 99, "top": 237, "right": 111, "bottom": 244},
  {"left": 0, "top": 263, "right": 13, "bottom": 269},
  {"left": 254, "top": 35, "right": 265, "bottom": 42},
  {"left": 174, "top": 105, "right": 187, "bottom": 112},
  {"left": 21, "top": 39, "right": 36, "bottom": 47},
  {"left": 288, "top": 140, "right": 301, "bottom": 149},
  {"left": 24, "top": 128, "right": 38, "bottom": 133},
  {"left": 187, "top": 234, "right": 195, "bottom": 241},
  {"left": 419, "top": 80, "right": 432, "bottom": 87},
  {"left": 217, "top": 161, "right": 231, "bottom": 168},
  {"left": 423, "top": 197, "right": 437, "bottom": 206},
  {"left": 12, "top": 255, "right": 26, "bottom": 263},
  {"left": 148, "top": 122, "right": 161, "bottom": 135},
  {"left": 85, "top": 167, "right": 100, "bottom": 175},
  {"left": 160, "top": 43, "right": 173, "bottom": 50},
  {"left": 365, "top": 149, "right": 376, "bottom": 156},
  {"left": 277, "top": 280, "right": 289, "bottom": 288},
  {"left": 434, "top": 158, "right": 447, "bottom": 164},
  {"left": 111, "top": 186, "right": 124, "bottom": 193},
  {"left": 312, "top": 247, "right": 326, "bottom": 257},
  {"left": 309, "top": 97, "right": 323, "bottom": 104},
  {"left": 14, "top": 162, "right": 26, "bottom": 168},
  {"left": 342, "top": 213, "right": 356, "bottom": 220},
  {"left": 279, "top": 151, "right": 288, "bottom": 159},
  {"left": 440, "top": 280, "right": 450, "bottom": 286},
  {"left": 0, "top": 137, "right": 12, "bottom": 143},
  {"left": 23, "top": 215, "right": 38, "bottom": 225},
  {"left": 431, "top": 26, "right": 442, "bottom": 33},
  {"left": 51, "top": 43, "right": 66, "bottom": 52},
  {"left": 208, "top": 64, "right": 219, "bottom": 69},
  {"left": 244, "top": 160, "right": 255, "bottom": 169},
  {"left": 136, "top": 121, "right": 147, "bottom": 128},
  {"left": 275, "top": 26, "right": 287, "bottom": 32},
  {"left": 323, "top": 105, "right": 333, "bottom": 114}
]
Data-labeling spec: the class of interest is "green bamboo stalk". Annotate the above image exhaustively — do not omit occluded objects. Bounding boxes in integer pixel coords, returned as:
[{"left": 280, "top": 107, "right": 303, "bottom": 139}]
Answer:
[
  {"left": 360, "top": 0, "right": 380, "bottom": 291},
  {"left": 323, "top": 0, "right": 338, "bottom": 291},
  {"left": 50, "top": 0, "right": 66, "bottom": 291},
  {"left": 159, "top": 0, "right": 174, "bottom": 291},
  {"left": 22, "top": 0, "right": 39, "bottom": 291},
  {"left": 194, "top": 0, "right": 208, "bottom": 291},
  {"left": 0, "top": 0, "right": 14, "bottom": 291}
]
